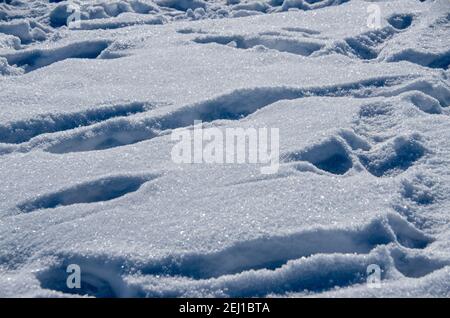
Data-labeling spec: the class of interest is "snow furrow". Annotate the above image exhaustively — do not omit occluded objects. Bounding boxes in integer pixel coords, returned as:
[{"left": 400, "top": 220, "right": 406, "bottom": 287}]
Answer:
[
  {"left": 17, "top": 174, "right": 158, "bottom": 213},
  {"left": 0, "top": 39, "right": 114, "bottom": 73},
  {"left": 34, "top": 214, "right": 437, "bottom": 297},
  {"left": 27, "top": 76, "right": 415, "bottom": 154},
  {"left": 0, "top": 102, "right": 154, "bottom": 144}
]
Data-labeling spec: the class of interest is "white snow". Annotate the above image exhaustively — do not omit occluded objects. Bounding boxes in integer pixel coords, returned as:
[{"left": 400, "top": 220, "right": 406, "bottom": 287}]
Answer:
[{"left": 0, "top": 0, "right": 449, "bottom": 297}]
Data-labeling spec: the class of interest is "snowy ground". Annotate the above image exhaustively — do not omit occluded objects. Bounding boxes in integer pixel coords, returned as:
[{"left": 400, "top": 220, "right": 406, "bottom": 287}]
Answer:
[{"left": 0, "top": 0, "right": 449, "bottom": 298}]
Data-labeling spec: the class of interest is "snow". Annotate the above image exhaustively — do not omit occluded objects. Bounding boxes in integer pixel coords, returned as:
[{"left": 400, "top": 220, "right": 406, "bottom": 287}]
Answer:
[{"left": 0, "top": 0, "right": 449, "bottom": 298}]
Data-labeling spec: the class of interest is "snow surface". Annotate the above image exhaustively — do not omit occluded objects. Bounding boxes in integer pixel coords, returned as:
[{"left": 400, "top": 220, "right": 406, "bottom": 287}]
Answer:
[{"left": 0, "top": 0, "right": 449, "bottom": 297}]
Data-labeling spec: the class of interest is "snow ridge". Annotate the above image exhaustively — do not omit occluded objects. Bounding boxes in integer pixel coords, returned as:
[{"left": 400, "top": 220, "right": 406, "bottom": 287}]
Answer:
[{"left": 0, "top": 0, "right": 449, "bottom": 298}]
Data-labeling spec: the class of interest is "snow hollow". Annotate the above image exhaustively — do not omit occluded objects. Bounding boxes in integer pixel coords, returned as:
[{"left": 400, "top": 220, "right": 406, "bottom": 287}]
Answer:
[{"left": 0, "top": 0, "right": 449, "bottom": 298}]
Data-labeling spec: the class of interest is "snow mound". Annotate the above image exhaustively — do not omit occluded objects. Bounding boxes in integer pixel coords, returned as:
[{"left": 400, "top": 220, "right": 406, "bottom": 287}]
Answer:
[{"left": 1, "top": 0, "right": 450, "bottom": 298}]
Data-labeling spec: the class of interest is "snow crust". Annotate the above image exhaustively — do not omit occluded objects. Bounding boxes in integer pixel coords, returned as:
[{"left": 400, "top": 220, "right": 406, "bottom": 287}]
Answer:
[{"left": 0, "top": 0, "right": 449, "bottom": 297}]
